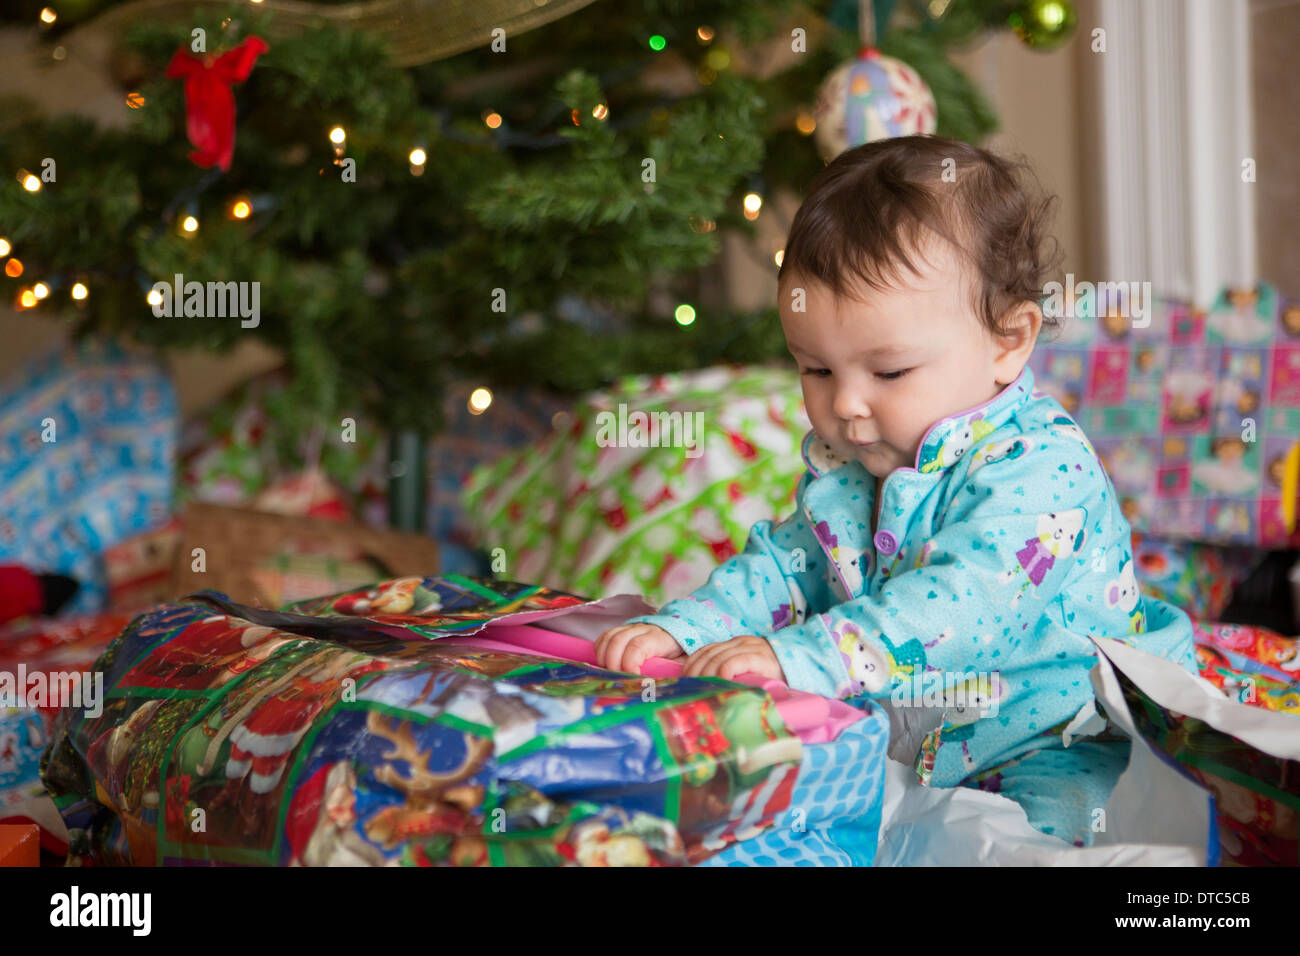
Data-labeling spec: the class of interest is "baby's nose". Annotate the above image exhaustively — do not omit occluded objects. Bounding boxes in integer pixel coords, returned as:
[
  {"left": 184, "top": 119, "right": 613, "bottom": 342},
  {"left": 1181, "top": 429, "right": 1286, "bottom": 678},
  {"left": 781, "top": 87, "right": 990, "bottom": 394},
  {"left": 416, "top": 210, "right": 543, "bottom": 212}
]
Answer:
[{"left": 833, "top": 388, "right": 871, "bottom": 420}]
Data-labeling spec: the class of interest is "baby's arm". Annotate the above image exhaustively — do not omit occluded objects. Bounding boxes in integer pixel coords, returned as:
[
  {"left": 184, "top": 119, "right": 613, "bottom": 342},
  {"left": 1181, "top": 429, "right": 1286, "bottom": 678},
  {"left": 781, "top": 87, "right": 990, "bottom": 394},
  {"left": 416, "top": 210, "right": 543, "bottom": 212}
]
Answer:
[
  {"left": 765, "top": 433, "right": 1107, "bottom": 701},
  {"left": 622, "top": 471, "right": 830, "bottom": 655}
]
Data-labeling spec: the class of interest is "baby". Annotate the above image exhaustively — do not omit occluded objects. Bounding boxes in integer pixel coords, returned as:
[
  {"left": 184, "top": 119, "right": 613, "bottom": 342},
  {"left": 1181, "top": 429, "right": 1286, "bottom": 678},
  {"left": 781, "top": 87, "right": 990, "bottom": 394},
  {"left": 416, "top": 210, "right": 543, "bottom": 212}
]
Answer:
[{"left": 594, "top": 134, "right": 1197, "bottom": 847}]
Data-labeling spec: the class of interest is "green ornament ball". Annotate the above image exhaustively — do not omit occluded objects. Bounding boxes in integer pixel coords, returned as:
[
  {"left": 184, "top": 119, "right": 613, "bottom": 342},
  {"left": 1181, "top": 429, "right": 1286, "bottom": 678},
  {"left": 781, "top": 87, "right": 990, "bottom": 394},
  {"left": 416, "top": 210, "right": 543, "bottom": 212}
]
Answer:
[{"left": 1009, "top": 0, "right": 1078, "bottom": 52}]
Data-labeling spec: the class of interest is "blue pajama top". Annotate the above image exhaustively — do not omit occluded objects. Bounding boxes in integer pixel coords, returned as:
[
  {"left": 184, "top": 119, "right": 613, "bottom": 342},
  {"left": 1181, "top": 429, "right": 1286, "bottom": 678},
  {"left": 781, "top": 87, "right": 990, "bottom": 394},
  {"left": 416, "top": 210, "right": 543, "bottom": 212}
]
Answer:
[{"left": 624, "top": 365, "right": 1196, "bottom": 788}]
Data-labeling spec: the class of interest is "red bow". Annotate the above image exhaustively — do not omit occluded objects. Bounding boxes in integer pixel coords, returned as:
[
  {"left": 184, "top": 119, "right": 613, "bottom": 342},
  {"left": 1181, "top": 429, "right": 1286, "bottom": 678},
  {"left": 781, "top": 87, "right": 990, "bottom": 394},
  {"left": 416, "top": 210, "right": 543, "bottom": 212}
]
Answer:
[{"left": 165, "top": 36, "right": 269, "bottom": 172}]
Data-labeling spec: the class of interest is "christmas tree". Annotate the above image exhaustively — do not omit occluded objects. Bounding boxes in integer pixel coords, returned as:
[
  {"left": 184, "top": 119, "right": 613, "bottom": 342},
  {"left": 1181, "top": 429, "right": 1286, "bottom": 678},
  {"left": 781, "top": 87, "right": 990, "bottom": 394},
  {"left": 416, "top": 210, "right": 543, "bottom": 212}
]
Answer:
[{"left": 0, "top": 0, "right": 1075, "bottom": 442}]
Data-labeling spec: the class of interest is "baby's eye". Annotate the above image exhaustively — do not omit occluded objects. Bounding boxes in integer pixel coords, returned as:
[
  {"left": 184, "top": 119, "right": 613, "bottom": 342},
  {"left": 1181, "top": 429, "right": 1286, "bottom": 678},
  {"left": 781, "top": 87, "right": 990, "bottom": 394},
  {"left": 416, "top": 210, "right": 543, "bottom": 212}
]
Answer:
[
  {"left": 800, "top": 367, "right": 831, "bottom": 378},
  {"left": 875, "top": 369, "right": 912, "bottom": 381}
]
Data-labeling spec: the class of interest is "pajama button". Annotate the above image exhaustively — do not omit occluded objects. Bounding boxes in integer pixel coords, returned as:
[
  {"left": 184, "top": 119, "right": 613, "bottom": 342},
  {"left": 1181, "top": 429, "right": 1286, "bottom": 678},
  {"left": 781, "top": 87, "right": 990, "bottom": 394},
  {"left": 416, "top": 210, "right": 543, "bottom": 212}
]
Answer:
[{"left": 873, "top": 530, "right": 897, "bottom": 555}]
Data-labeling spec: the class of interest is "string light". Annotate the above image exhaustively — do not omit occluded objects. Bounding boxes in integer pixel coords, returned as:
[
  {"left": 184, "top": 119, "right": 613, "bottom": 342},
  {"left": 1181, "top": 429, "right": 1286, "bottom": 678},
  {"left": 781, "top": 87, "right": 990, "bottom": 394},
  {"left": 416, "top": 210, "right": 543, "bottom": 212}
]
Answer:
[
  {"left": 230, "top": 199, "right": 252, "bottom": 219},
  {"left": 483, "top": 112, "right": 502, "bottom": 129},
  {"left": 795, "top": 112, "right": 816, "bottom": 135},
  {"left": 591, "top": 104, "right": 609, "bottom": 121},
  {"left": 0, "top": 238, "right": 10, "bottom": 257},
  {"left": 19, "top": 289, "right": 37, "bottom": 309},
  {"left": 409, "top": 146, "right": 427, "bottom": 176},
  {"left": 468, "top": 387, "right": 493, "bottom": 414},
  {"left": 39, "top": 8, "right": 56, "bottom": 25},
  {"left": 774, "top": 249, "right": 785, "bottom": 267},
  {"left": 742, "top": 192, "right": 763, "bottom": 220},
  {"left": 17, "top": 170, "right": 41, "bottom": 192},
  {"left": 181, "top": 215, "right": 199, "bottom": 233},
  {"left": 125, "top": 92, "right": 145, "bottom": 109},
  {"left": 71, "top": 282, "right": 88, "bottom": 300},
  {"left": 33, "top": 282, "right": 49, "bottom": 299},
  {"left": 674, "top": 304, "right": 696, "bottom": 326},
  {"left": 649, "top": 35, "right": 666, "bottom": 51},
  {"left": 329, "top": 127, "right": 346, "bottom": 145},
  {"left": 696, "top": 26, "right": 715, "bottom": 44},
  {"left": 4, "top": 259, "right": 22, "bottom": 278},
  {"left": 146, "top": 289, "right": 163, "bottom": 307}
]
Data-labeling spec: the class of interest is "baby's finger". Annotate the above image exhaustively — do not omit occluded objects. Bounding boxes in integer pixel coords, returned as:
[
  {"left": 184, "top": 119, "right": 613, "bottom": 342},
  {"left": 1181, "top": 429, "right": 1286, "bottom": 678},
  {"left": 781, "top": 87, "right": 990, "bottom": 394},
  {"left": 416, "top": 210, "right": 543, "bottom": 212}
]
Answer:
[
  {"left": 681, "top": 642, "right": 728, "bottom": 678},
  {"left": 595, "top": 626, "right": 635, "bottom": 670},
  {"left": 716, "top": 652, "right": 764, "bottom": 681}
]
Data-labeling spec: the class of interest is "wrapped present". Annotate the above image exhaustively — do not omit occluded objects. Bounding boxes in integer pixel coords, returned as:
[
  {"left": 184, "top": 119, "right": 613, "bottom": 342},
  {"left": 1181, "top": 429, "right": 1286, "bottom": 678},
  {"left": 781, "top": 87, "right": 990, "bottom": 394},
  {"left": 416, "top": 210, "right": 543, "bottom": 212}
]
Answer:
[
  {"left": 0, "top": 339, "right": 177, "bottom": 612},
  {"left": 40, "top": 575, "right": 888, "bottom": 866},
  {"left": 1030, "top": 282, "right": 1300, "bottom": 547},
  {"left": 1129, "top": 530, "right": 1267, "bottom": 621},
  {"left": 0, "top": 609, "right": 136, "bottom": 853},
  {"left": 461, "top": 364, "right": 809, "bottom": 607}
]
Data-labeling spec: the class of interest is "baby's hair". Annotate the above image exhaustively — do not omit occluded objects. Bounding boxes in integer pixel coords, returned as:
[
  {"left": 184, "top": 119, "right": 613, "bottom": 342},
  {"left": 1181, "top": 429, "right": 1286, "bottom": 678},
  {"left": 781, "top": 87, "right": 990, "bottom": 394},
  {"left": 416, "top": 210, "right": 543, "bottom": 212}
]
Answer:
[{"left": 778, "top": 134, "right": 1065, "bottom": 339}]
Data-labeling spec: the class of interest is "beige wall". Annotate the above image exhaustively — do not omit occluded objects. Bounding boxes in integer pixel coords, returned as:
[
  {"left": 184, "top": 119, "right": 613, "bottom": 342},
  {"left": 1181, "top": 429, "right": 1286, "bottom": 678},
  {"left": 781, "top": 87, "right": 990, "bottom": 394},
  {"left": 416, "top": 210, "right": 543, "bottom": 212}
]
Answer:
[{"left": 1251, "top": 0, "right": 1300, "bottom": 301}]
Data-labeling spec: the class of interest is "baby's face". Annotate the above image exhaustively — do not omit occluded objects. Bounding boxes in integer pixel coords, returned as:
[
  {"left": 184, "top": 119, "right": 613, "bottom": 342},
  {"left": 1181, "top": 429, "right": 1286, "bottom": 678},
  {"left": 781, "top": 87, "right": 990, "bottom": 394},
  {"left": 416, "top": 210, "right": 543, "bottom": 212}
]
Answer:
[{"left": 780, "top": 238, "right": 1020, "bottom": 479}]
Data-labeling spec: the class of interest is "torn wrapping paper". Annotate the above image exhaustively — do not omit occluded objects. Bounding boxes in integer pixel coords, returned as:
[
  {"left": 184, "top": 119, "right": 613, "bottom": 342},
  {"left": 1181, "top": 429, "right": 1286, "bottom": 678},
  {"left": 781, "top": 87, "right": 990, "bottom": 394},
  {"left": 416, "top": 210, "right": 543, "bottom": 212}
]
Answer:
[
  {"left": 1092, "top": 635, "right": 1300, "bottom": 866},
  {"left": 874, "top": 637, "right": 1217, "bottom": 866}
]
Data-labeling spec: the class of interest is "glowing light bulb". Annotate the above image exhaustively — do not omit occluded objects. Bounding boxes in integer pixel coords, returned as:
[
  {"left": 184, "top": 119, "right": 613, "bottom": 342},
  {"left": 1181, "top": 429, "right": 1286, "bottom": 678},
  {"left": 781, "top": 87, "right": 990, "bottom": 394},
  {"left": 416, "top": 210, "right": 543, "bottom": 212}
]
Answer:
[
  {"left": 231, "top": 200, "right": 251, "bottom": 219},
  {"left": 484, "top": 112, "right": 502, "bottom": 129},
  {"left": 0, "top": 238, "right": 10, "bottom": 257},
  {"left": 33, "top": 282, "right": 49, "bottom": 299},
  {"left": 71, "top": 282, "right": 88, "bottom": 300},
  {"left": 409, "top": 148, "right": 427, "bottom": 166},
  {"left": 182, "top": 215, "right": 199, "bottom": 233},
  {"left": 675, "top": 304, "right": 696, "bottom": 326},
  {"left": 4, "top": 259, "right": 23, "bottom": 278},
  {"left": 19, "top": 290, "right": 37, "bottom": 308},
  {"left": 329, "top": 127, "right": 346, "bottom": 144},
  {"left": 774, "top": 249, "right": 784, "bottom": 267},
  {"left": 147, "top": 289, "right": 163, "bottom": 307},
  {"left": 22, "top": 174, "right": 41, "bottom": 192},
  {"left": 468, "top": 387, "right": 493, "bottom": 414},
  {"left": 742, "top": 192, "right": 762, "bottom": 220},
  {"left": 592, "top": 104, "right": 609, "bottom": 121},
  {"left": 40, "top": 8, "right": 57, "bottom": 25}
]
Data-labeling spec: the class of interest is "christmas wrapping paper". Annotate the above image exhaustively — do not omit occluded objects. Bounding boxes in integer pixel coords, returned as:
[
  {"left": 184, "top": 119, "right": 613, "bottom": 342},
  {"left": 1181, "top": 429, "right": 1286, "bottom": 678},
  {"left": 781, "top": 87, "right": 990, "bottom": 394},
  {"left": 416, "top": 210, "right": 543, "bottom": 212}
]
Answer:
[
  {"left": 0, "top": 339, "right": 178, "bottom": 612},
  {"left": 0, "top": 609, "right": 139, "bottom": 852},
  {"left": 1096, "top": 626, "right": 1300, "bottom": 866},
  {"left": 461, "top": 363, "right": 811, "bottom": 608},
  {"left": 1029, "top": 282, "right": 1300, "bottom": 546},
  {"left": 37, "top": 574, "right": 889, "bottom": 866}
]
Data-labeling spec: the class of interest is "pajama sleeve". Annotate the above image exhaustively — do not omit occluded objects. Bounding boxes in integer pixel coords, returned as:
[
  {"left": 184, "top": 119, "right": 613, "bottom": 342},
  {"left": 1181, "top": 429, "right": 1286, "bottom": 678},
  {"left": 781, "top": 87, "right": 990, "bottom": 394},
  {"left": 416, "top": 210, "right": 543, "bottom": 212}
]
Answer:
[
  {"left": 766, "top": 432, "right": 1105, "bottom": 702},
  {"left": 622, "top": 471, "right": 830, "bottom": 654}
]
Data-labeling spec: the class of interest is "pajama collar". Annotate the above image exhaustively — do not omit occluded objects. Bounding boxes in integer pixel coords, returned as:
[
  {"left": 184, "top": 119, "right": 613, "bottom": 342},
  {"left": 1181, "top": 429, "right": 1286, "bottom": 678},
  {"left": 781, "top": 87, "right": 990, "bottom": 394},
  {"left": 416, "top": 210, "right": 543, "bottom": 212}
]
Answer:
[{"left": 801, "top": 365, "right": 1037, "bottom": 477}]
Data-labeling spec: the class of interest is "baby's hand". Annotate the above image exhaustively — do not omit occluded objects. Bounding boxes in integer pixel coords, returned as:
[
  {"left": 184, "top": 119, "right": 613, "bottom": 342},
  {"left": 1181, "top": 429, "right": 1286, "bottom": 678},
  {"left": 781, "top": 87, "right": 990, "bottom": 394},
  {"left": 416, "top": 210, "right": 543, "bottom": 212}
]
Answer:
[
  {"left": 594, "top": 622, "right": 684, "bottom": 674},
  {"left": 680, "top": 635, "right": 786, "bottom": 682}
]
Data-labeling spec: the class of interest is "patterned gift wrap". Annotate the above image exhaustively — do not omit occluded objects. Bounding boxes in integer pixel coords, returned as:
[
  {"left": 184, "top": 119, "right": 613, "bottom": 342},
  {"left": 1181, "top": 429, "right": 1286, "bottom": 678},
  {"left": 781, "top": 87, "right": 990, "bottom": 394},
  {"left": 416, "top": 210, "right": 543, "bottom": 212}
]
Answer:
[
  {"left": 1121, "top": 621, "right": 1300, "bottom": 866},
  {"left": 461, "top": 364, "right": 810, "bottom": 608},
  {"left": 39, "top": 574, "right": 888, "bottom": 866},
  {"left": 1030, "top": 282, "right": 1300, "bottom": 547}
]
